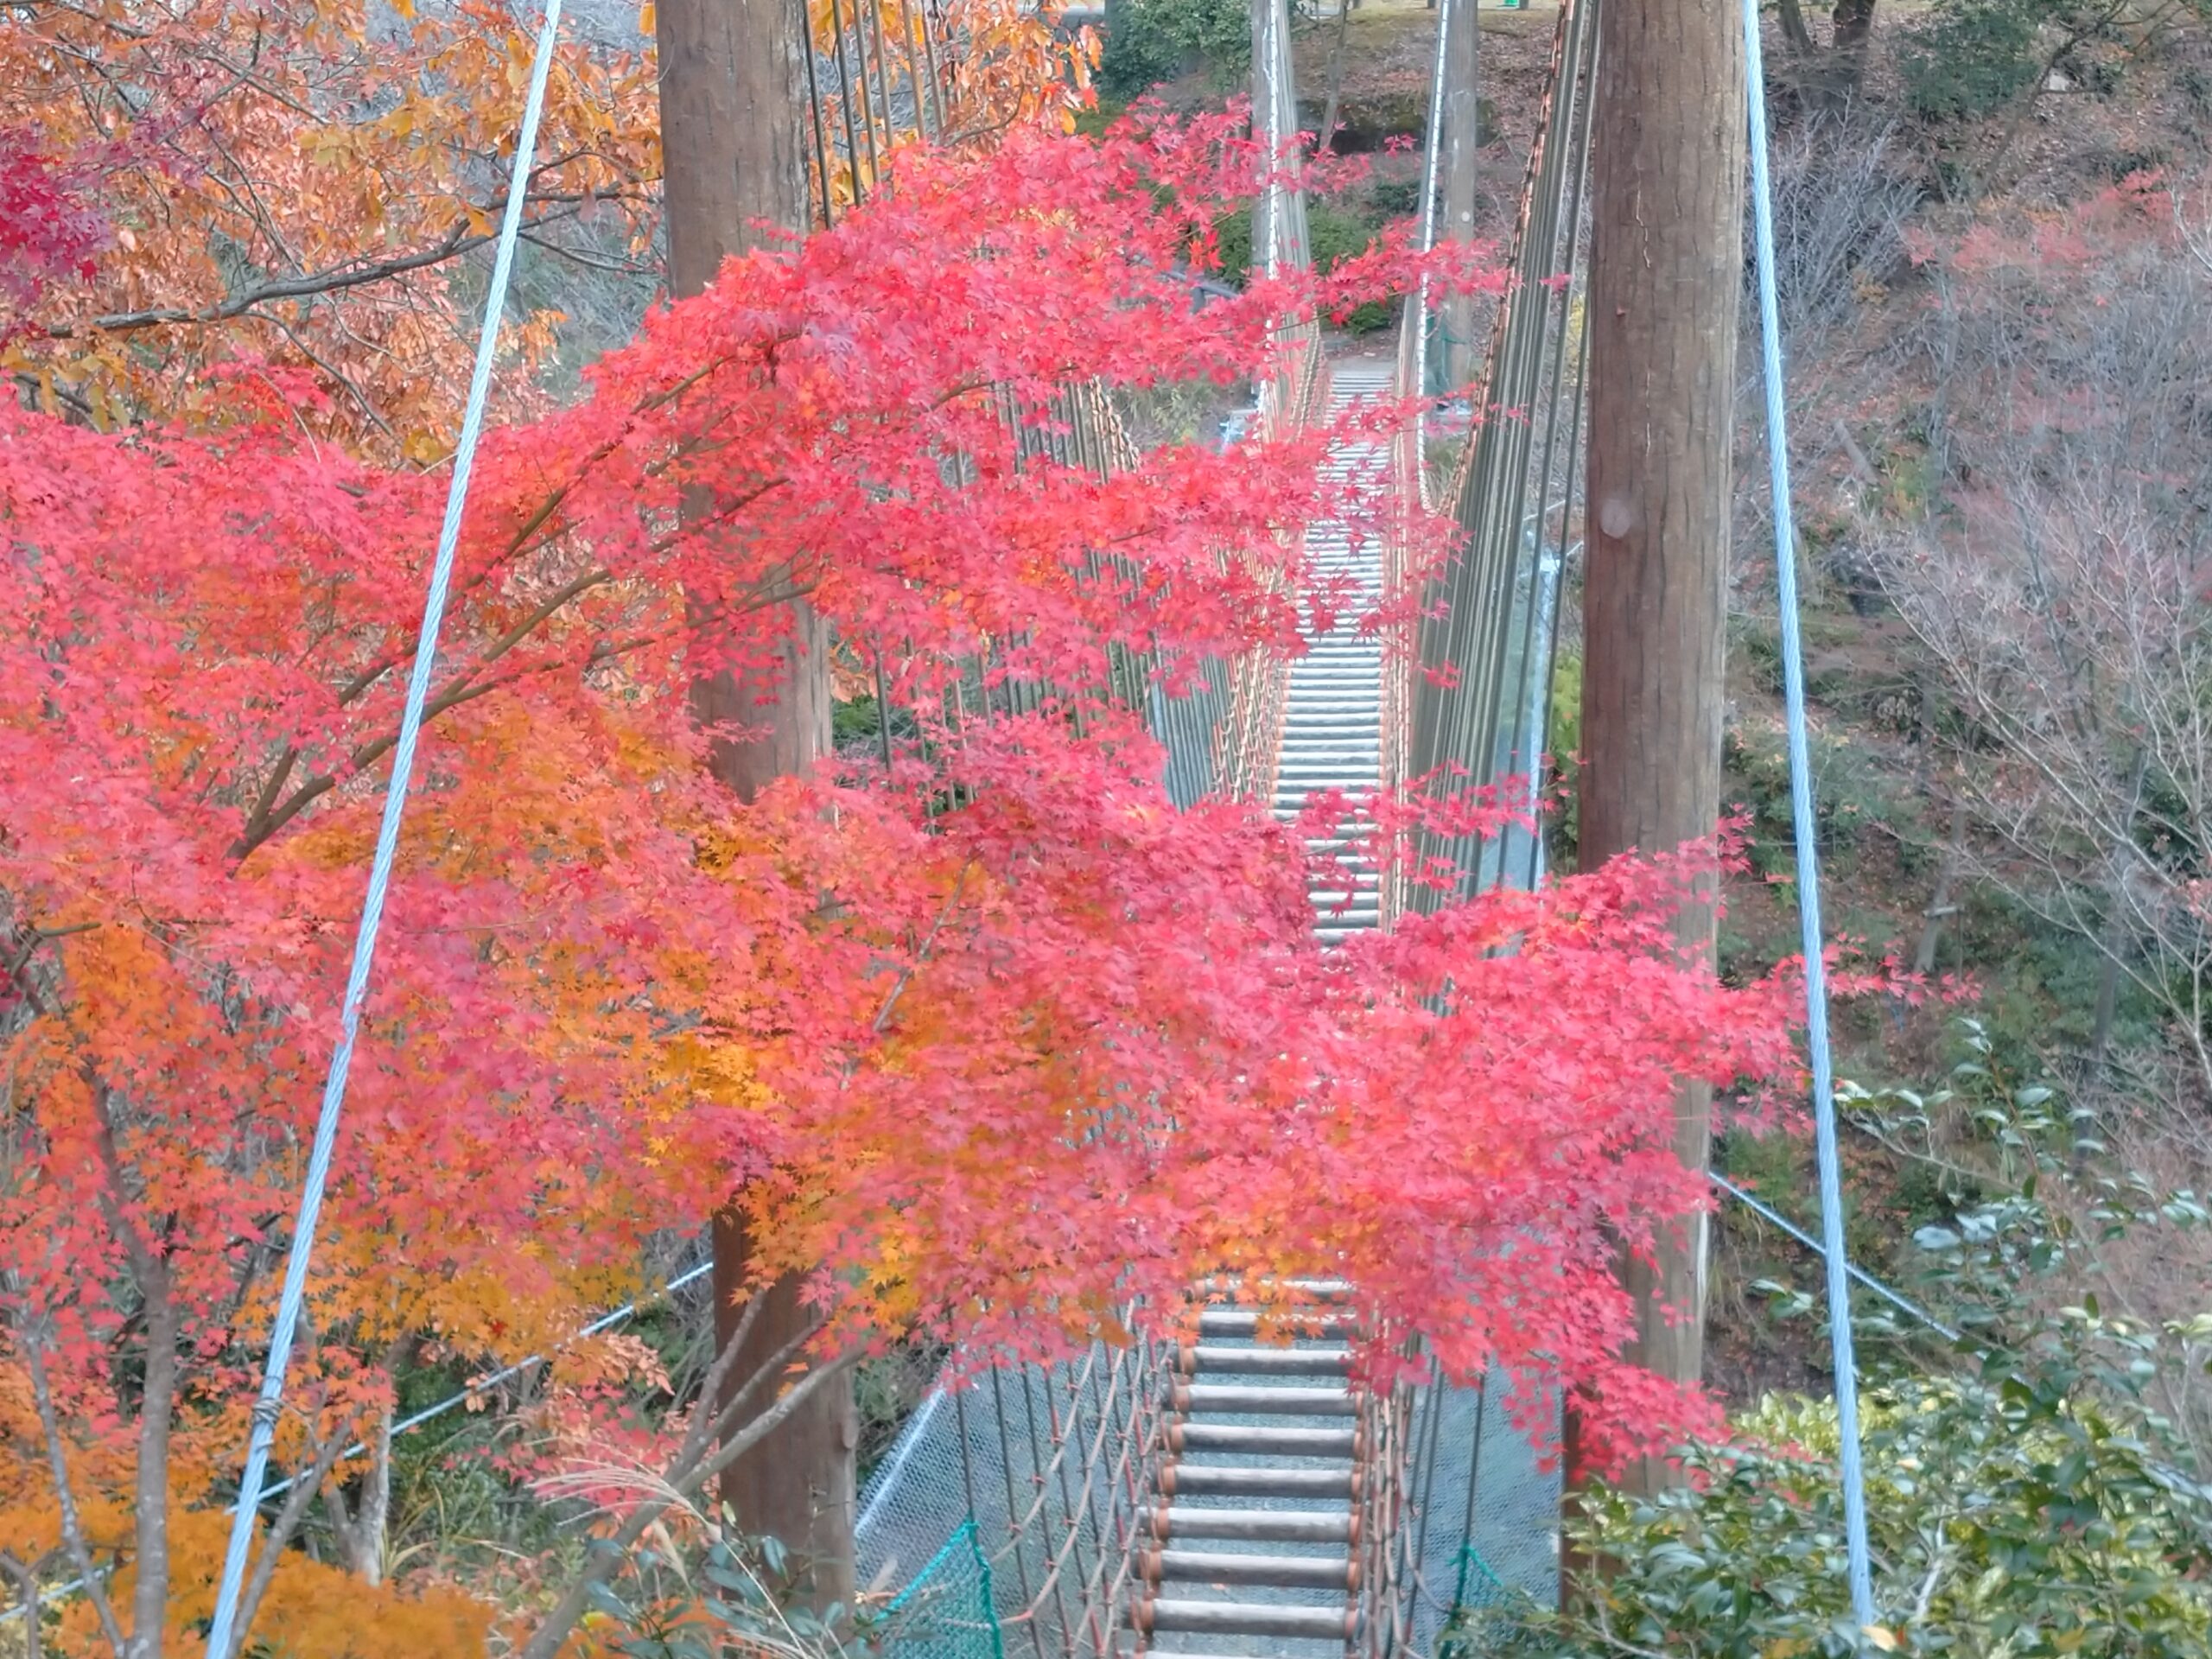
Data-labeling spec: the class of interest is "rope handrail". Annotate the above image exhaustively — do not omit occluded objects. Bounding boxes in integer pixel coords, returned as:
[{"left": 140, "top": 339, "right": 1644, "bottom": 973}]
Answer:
[{"left": 1402, "top": 0, "right": 1596, "bottom": 912}]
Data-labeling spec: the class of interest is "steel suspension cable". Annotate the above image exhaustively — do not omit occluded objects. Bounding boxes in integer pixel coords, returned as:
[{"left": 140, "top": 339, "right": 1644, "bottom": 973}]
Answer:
[
  {"left": 1411, "top": 0, "right": 1456, "bottom": 405},
  {"left": 1739, "top": 0, "right": 1877, "bottom": 1629},
  {"left": 1455, "top": 1, "right": 1594, "bottom": 874},
  {"left": 200, "top": 3, "right": 566, "bottom": 1651},
  {"left": 1496, "top": 51, "right": 1595, "bottom": 892},
  {"left": 1709, "top": 1173, "right": 1960, "bottom": 1343},
  {"left": 1407, "top": 0, "right": 1599, "bottom": 908}
]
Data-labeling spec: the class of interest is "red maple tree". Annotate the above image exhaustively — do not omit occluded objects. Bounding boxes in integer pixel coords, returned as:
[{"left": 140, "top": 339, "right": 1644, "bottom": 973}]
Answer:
[{"left": 1, "top": 116, "right": 1798, "bottom": 1651}]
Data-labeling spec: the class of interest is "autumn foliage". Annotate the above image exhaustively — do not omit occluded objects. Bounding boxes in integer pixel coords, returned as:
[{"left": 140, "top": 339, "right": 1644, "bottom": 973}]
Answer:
[
  {"left": 2, "top": 106, "right": 1800, "bottom": 1651},
  {"left": 0, "top": 0, "right": 665, "bottom": 456}
]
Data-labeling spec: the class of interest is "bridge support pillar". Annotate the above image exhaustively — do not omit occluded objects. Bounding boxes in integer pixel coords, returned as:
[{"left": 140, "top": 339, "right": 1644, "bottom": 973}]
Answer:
[{"left": 1567, "top": 0, "right": 1746, "bottom": 1510}]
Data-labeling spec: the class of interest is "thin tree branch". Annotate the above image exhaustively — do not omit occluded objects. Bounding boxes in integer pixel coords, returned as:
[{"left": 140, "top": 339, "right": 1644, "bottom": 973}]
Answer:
[
  {"left": 511, "top": 1344, "right": 860, "bottom": 1659},
  {"left": 21, "top": 1334, "right": 128, "bottom": 1653},
  {"left": 228, "top": 1403, "right": 367, "bottom": 1647},
  {"left": 0, "top": 1550, "right": 49, "bottom": 1659},
  {"left": 41, "top": 196, "right": 626, "bottom": 339}
]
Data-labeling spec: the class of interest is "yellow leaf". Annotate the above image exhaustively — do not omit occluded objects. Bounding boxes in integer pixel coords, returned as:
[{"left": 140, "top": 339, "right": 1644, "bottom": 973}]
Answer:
[
  {"left": 1864, "top": 1627, "right": 1901, "bottom": 1653},
  {"left": 639, "top": 1, "right": 655, "bottom": 32}
]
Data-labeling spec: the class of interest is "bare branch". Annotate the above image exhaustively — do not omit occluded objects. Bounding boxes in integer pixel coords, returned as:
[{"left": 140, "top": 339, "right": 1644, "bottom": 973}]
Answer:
[
  {"left": 41, "top": 196, "right": 626, "bottom": 340},
  {"left": 21, "top": 1334, "right": 127, "bottom": 1653},
  {"left": 228, "top": 1403, "right": 367, "bottom": 1646},
  {"left": 510, "top": 1345, "right": 861, "bottom": 1659},
  {"left": 0, "top": 1549, "right": 50, "bottom": 1659}
]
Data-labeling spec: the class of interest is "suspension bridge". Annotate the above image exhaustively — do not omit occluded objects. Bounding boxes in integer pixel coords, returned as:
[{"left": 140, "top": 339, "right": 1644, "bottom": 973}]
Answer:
[
  {"left": 193, "top": 0, "right": 1896, "bottom": 1649},
  {"left": 834, "top": 1, "right": 1603, "bottom": 1650}
]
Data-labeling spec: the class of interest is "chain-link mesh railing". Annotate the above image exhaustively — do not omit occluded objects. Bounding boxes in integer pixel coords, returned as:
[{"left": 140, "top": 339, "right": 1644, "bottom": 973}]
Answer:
[
  {"left": 1358, "top": 1, "right": 1611, "bottom": 1643},
  {"left": 859, "top": 1338, "right": 1169, "bottom": 1659}
]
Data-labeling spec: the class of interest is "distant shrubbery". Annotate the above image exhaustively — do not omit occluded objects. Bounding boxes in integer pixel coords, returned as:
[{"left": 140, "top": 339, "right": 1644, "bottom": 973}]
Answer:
[{"left": 1098, "top": 0, "right": 1250, "bottom": 98}]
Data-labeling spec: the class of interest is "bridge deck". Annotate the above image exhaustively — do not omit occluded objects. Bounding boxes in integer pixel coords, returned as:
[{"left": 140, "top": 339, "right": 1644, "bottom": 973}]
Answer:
[
  {"left": 1132, "top": 356, "right": 1397, "bottom": 1657},
  {"left": 1273, "top": 356, "right": 1393, "bottom": 946}
]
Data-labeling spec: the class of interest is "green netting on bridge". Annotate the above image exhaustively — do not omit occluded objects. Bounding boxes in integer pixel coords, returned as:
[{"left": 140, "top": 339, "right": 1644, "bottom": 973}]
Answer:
[
  {"left": 853, "top": 1362, "right": 1560, "bottom": 1658},
  {"left": 865, "top": 1520, "right": 1006, "bottom": 1659}
]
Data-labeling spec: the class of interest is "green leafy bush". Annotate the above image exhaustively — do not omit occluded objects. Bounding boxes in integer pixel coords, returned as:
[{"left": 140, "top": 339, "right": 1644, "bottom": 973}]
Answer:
[
  {"left": 1368, "top": 175, "right": 1425, "bottom": 217},
  {"left": 1478, "top": 1043, "right": 2212, "bottom": 1659},
  {"left": 1544, "top": 647, "right": 1581, "bottom": 864},
  {"left": 1098, "top": 0, "right": 1250, "bottom": 99},
  {"left": 1897, "top": 1, "right": 2160, "bottom": 123},
  {"left": 1481, "top": 1376, "right": 2212, "bottom": 1659},
  {"left": 1900, "top": 1, "right": 2046, "bottom": 122},
  {"left": 1205, "top": 199, "right": 1393, "bottom": 330}
]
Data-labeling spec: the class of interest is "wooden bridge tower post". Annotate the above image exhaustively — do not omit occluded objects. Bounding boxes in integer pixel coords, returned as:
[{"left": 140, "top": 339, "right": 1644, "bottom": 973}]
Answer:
[
  {"left": 1567, "top": 0, "right": 1745, "bottom": 1506},
  {"left": 654, "top": 0, "right": 854, "bottom": 1611}
]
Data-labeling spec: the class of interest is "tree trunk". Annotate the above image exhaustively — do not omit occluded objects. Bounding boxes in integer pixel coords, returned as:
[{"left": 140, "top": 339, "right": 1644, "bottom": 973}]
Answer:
[
  {"left": 655, "top": 0, "right": 853, "bottom": 1612},
  {"left": 1566, "top": 0, "right": 1745, "bottom": 1509},
  {"left": 2088, "top": 746, "right": 2151, "bottom": 1079},
  {"left": 324, "top": 1395, "right": 394, "bottom": 1586},
  {"left": 1775, "top": 0, "right": 1817, "bottom": 57},
  {"left": 130, "top": 1268, "right": 179, "bottom": 1659},
  {"left": 1438, "top": 0, "right": 1482, "bottom": 387},
  {"left": 713, "top": 1211, "right": 856, "bottom": 1605},
  {"left": 1833, "top": 0, "right": 1875, "bottom": 50},
  {"left": 1319, "top": 0, "right": 1353, "bottom": 156},
  {"left": 1912, "top": 793, "right": 1969, "bottom": 976},
  {"left": 1832, "top": 0, "right": 1876, "bottom": 92}
]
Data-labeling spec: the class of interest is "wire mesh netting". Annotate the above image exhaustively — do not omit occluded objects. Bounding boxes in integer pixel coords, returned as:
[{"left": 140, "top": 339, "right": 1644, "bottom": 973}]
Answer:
[
  {"left": 867, "top": 1519, "right": 1006, "bottom": 1659},
  {"left": 1395, "top": 1381, "right": 1560, "bottom": 1652},
  {"left": 856, "top": 1344, "right": 1162, "bottom": 1658},
  {"left": 855, "top": 1357, "right": 1559, "bottom": 1656}
]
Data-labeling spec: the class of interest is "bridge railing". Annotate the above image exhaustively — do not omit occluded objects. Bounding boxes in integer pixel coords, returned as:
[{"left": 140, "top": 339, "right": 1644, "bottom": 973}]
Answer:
[
  {"left": 1351, "top": 2, "right": 1611, "bottom": 1645},
  {"left": 798, "top": 0, "right": 1090, "bottom": 216},
  {"left": 857, "top": 1332, "right": 1170, "bottom": 1659},
  {"left": 1401, "top": 0, "right": 1596, "bottom": 913}
]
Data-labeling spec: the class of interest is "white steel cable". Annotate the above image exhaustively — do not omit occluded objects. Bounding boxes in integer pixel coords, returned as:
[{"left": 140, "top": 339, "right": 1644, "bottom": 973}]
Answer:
[
  {"left": 1411, "top": 0, "right": 1454, "bottom": 406},
  {"left": 202, "top": 2, "right": 567, "bottom": 1651},
  {"left": 1739, "top": 0, "right": 1878, "bottom": 1630}
]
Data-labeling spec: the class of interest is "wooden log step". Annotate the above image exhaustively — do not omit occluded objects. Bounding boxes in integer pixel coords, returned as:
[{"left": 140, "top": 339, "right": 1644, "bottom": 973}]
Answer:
[
  {"left": 1142, "top": 1505, "right": 1360, "bottom": 1545},
  {"left": 1131, "top": 1598, "right": 1359, "bottom": 1641},
  {"left": 1158, "top": 1462, "right": 1358, "bottom": 1499},
  {"left": 1172, "top": 1382, "right": 1358, "bottom": 1417},
  {"left": 1178, "top": 1344, "right": 1349, "bottom": 1377},
  {"left": 1167, "top": 1421, "right": 1359, "bottom": 1458},
  {"left": 1138, "top": 1547, "right": 1360, "bottom": 1591},
  {"left": 1194, "top": 1308, "right": 1351, "bottom": 1340}
]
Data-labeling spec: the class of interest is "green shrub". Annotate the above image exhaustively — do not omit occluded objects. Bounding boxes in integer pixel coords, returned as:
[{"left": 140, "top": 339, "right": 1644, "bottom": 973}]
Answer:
[
  {"left": 1544, "top": 647, "right": 1581, "bottom": 865},
  {"left": 1368, "top": 175, "right": 1425, "bottom": 217},
  {"left": 1479, "top": 1376, "right": 2212, "bottom": 1659},
  {"left": 1098, "top": 0, "right": 1250, "bottom": 98},
  {"left": 1478, "top": 1046, "right": 2212, "bottom": 1659},
  {"left": 1898, "top": 1, "right": 2155, "bottom": 124},
  {"left": 1901, "top": 1, "right": 2045, "bottom": 122},
  {"left": 1203, "top": 199, "right": 1388, "bottom": 315}
]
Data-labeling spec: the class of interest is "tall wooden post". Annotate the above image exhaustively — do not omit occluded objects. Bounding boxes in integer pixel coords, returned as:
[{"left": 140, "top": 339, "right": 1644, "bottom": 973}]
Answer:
[
  {"left": 1567, "top": 0, "right": 1745, "bottom": 1502},
  {"left": 1438, "top": 0, "right": 1482, "bottom": 386},
  {"left": 654, "top": 0, "right": 854, "bottom": 1608}
]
